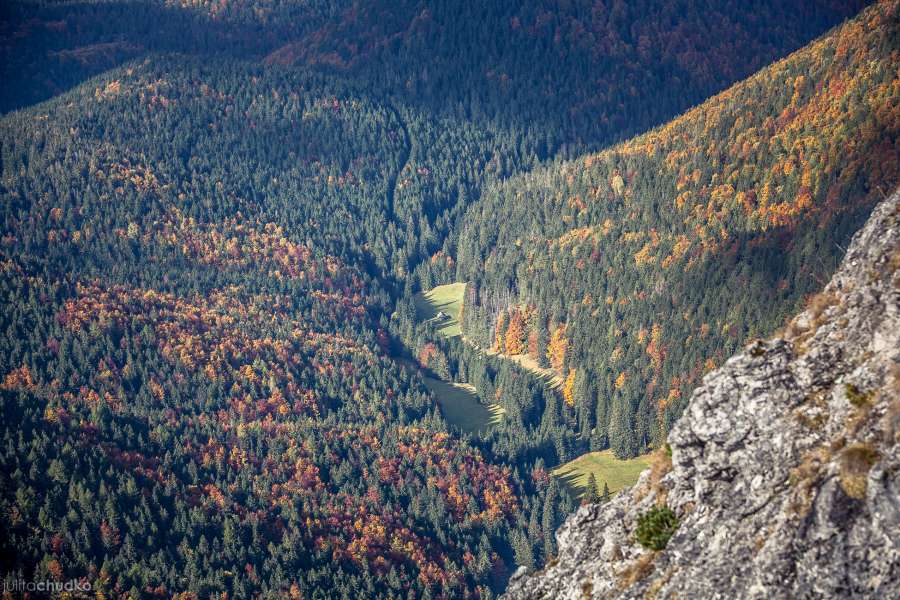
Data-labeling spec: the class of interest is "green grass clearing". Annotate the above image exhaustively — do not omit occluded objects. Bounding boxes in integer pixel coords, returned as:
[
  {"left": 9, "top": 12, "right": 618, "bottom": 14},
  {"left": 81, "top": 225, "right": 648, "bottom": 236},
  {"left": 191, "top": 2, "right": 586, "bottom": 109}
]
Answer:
[
  {"left": 553, "top": 450, "right": 651, "bottom": 499},
  {"left": 420, "top": 375, "right": 504, "bottom": 434},
  {"left": 414, "top": 282, "right": 466, "bottom": 337}
]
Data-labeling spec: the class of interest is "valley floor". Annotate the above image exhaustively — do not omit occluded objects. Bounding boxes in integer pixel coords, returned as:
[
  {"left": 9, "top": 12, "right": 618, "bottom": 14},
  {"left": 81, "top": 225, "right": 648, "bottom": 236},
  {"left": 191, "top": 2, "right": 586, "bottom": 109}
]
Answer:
[{"left": 414, "top": 282, "right": 650, "bottom": 496}]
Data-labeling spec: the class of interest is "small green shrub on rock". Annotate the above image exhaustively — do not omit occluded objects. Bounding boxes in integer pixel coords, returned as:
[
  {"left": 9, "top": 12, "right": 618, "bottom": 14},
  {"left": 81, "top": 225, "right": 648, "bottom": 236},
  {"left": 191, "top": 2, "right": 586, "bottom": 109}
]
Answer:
[
  {"left": 844, "top": 383, "right": 873, "bottom": 408},
  {"left": 635, "top": 506, "right": 680, "bottom": 551}
]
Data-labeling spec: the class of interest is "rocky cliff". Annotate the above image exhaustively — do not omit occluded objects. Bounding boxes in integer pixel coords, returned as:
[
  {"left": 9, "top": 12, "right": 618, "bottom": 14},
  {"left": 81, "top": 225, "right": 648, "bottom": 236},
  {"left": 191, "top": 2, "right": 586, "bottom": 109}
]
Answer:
[{"left": 504, "top": 190, "right": 900, "bottom": 600}]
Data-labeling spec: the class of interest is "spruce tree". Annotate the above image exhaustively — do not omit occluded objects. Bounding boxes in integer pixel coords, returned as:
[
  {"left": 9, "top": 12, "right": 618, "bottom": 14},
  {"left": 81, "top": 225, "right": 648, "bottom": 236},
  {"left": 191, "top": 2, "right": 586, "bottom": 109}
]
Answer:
[{"left": 585, "top": 473, "right": 600, "bottom": 504}]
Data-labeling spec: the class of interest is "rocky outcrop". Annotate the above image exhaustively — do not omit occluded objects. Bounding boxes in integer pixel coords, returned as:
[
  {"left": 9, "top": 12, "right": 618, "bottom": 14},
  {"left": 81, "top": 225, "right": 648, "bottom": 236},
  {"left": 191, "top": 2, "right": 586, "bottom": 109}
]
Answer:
[{"left": 503, "top": 191, "right": 900, "bottom": 600}]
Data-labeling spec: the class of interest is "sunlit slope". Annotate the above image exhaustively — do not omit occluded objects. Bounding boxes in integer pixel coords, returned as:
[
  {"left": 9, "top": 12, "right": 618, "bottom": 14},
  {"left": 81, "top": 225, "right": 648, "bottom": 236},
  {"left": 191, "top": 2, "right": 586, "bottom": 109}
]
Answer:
[{"left": 458, "top": 0, "right": 900, "bottom": 458}]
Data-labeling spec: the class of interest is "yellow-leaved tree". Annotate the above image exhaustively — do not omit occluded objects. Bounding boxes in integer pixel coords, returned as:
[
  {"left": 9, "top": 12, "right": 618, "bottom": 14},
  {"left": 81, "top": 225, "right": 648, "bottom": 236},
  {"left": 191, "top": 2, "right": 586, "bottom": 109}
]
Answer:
[
  {"left": 562, "top": 368, "right": 577, "bottom": 406},
  {"left": 547, "top": 324, "right": 568, "bottom": 373},
  {"left": 505, "top": 309, "right": 526, "bottom": 355},
  {"left": 494, "top": 311, "right": 507, "bottom": 353}
]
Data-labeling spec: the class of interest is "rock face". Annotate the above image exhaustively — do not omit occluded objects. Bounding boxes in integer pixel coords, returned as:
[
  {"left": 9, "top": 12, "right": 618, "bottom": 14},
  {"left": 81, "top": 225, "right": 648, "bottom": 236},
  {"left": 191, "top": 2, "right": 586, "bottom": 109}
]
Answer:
[{"left": 503, "top": 191, "right": 900, "bottom": 600}]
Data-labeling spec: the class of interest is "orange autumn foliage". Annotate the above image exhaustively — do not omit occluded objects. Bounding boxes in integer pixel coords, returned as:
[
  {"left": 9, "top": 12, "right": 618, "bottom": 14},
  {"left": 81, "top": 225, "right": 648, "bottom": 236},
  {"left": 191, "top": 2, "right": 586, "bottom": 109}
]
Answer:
[
  {"left": 504, "top": 308, "right": 526, "bottom": 355},
  {"left": 547, "top": 324, "right": 568, "bottom": 373}
]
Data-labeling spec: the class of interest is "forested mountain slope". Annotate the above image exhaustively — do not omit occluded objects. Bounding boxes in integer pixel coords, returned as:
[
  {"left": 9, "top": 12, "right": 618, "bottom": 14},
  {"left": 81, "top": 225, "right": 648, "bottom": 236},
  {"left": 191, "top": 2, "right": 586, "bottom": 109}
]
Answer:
[
  {"left": 0, "top": 42, "right": 611, "bottom": 599},
  {"left": 4, "top": 0, "right": 867, "bottom": 136},
  {"left": 457, "top": 0, "right": 900, "bottom": 458},
  {"left": 261, "top": 0, "right": 868, "bottom": 150},
  {"left": 1, "top": 1, "right": 869, "bottom": 287},
  {"left": 0, "top": 57, "right": 541, "bottom": 598},
  {"left": 0, "top": 0, "right": 343, "bottom": 114}
]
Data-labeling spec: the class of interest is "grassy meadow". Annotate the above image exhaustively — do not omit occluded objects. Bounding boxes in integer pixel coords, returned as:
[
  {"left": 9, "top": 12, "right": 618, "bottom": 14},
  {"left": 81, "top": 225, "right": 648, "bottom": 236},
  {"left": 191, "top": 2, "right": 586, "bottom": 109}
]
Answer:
[
  {"left": 553, "top": 450, "right": 651, "bottom": 498},
  {"left": 420, "top": 376, "right": 505, "bottom": 434},
  {"left": 414, "top": 282, "right": 466, "bottom": 337}
]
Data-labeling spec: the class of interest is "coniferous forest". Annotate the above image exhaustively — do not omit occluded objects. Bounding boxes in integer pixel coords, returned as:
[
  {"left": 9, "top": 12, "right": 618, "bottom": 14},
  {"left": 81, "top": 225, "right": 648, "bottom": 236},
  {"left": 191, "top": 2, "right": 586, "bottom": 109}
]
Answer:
[{"left": 0, "top": 1, "right": 897, "bottom": 598}]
